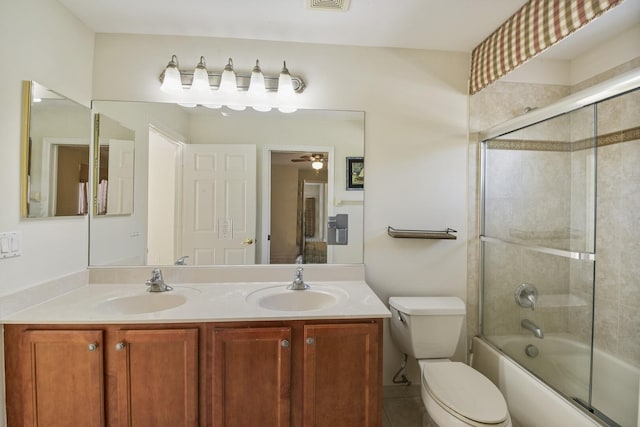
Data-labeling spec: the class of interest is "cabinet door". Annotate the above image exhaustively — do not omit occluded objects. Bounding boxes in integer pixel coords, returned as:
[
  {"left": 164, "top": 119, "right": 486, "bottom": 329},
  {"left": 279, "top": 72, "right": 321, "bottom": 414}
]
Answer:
[
  {"left": 212, "top": 327, "right": 291, "bottom": 427},
  {"left": 23, "top": 329, "right": 105, "bottom": 427},
  {"left": 114, "top": 328, "right": 199, "bottom": 427},
  {"left": 302, "top": 323, "right": 381, "bottom": 427}
]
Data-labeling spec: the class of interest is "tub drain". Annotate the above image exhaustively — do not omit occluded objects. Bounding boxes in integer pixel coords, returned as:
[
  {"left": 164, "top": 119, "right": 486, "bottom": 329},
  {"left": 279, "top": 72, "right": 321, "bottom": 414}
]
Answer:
[{"left": 525, "top": 344, "right": 539, "bottom": 358}]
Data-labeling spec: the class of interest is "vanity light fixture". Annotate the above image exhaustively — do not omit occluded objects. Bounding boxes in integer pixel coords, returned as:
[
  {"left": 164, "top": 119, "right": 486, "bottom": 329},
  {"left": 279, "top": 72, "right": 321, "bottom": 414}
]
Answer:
[
  {"left": 159, "top": 55, "right": 305, "bottom": 113},
  {"left": 160, "top": 55, "right": 183, "bottom": 94}
]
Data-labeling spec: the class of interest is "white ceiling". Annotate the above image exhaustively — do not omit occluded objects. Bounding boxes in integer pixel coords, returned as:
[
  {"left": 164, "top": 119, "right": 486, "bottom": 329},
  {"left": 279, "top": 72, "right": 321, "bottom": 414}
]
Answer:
[{"left": 58, "top": 0, "right": 639, "bottom": 59}]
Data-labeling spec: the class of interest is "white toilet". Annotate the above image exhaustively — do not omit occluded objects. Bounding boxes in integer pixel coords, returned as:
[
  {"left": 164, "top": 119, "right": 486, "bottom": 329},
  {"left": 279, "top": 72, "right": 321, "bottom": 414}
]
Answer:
[{"left": 389, "top": 297, "right": 512, "bottom": 427}]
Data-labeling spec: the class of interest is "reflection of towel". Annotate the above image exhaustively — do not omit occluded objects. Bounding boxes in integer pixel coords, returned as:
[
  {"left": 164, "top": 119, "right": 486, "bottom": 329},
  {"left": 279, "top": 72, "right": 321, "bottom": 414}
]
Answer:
[
  {"left": 98, "top": 179, "right": 108, "bottom": 214},
  {"left": 77, "top": 182, "right": 88, "bottom": 215}
]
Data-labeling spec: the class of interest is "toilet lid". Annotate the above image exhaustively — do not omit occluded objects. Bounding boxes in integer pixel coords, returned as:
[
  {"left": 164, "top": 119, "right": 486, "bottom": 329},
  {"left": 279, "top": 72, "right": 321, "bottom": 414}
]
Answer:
[{"left": 423, "top": 362, "right": 508, "bottom": 424}]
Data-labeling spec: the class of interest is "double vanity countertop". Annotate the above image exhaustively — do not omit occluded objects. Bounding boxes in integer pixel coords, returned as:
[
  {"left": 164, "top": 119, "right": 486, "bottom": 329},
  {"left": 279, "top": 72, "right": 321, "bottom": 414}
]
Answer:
[{"left": 2, "top": 265, "right": 391, "bottom": 324}]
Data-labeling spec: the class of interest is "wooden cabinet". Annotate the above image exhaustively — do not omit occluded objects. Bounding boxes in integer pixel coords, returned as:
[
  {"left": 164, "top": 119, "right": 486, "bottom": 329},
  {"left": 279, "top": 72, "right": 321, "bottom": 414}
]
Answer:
[
  {"left": 211, "top": 327, "right": 291, "bottom": 427},
  {"left": 211, "top": 321, "right": 382, "bottom": 427},
  {"left": 302, "top": 323, "right": 380, "bottom": 427},
  {"left": 5, "top": 319, "right": 381, "bottom": 427},
  {"left": 17, "top": 329, "right": 105, "bottom": 427},
  {"left": 113, "top": 328, "right": 199, "bottom": 427},
  {"left": 4, "top": 325, "right": 200, "bottom": 427}
]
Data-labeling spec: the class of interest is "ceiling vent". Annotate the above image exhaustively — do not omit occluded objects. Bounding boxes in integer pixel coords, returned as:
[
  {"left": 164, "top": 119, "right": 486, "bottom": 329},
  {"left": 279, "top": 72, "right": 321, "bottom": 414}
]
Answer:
[{"left": 306, "top": 0, "right": 351, "bottom": 12}]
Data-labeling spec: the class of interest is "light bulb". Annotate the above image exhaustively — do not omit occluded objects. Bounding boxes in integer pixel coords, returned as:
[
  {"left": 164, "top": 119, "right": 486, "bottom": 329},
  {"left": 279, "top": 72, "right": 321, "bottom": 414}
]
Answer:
[
  {"left": 277, "top": 61, "right": 297, "bottom": 113},
  {"left": 312, "top": 160, "right": 323, "bottom": 170},
  {"left": 219, "top": 58, "right": 238, "bottom": 94},
  {"left": 190, "top": 56, "right": 210, "bottom": 96},
  {"left": 160, "top": 55, "right": 183, "bottom": 94},
  {"left": 248, "top": 60, "right": 266, "bottom": 95},
  {"left": 249, "top": 60, "right": 272, "bottom": 112},
  {"left": 219, "top": 58, "right": 245, "bottom": 110}
]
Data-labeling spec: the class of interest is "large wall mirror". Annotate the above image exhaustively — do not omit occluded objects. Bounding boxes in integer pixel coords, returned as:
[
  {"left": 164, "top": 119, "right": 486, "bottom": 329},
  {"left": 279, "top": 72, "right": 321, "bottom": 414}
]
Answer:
[
  {"left": 89, "top": 101, "right": 364, "bottom": 267},
  {"left": 92, "top": 113, "right": 135, "bottom": 216},
  {"left": 21, "top": 81, "right": 92, "bottom": 218}
]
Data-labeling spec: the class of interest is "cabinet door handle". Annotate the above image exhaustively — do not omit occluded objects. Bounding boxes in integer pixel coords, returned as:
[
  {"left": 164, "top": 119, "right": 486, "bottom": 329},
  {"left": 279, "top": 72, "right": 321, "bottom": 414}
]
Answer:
[
  {"left": 306, "top": 337, "right": 315, "bottom": 345},
  {"left": 87, "top": 343, "right": 98, "bottom": 352},
  {"left": 115, "top": 342, "right": 126, "bottom": 351}
]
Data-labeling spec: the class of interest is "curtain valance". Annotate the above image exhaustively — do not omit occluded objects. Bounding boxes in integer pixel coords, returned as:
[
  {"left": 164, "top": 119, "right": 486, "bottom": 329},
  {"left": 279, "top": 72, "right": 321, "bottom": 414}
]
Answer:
[{"left": 469, "top": 0, "right": 624, "bottom": 95}]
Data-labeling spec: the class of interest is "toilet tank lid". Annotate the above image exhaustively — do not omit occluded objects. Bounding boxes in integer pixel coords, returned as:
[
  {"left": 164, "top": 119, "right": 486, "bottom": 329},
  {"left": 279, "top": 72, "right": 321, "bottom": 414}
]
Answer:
[{"left": 389, "top": 297, "right": 465, "bottom": 315}]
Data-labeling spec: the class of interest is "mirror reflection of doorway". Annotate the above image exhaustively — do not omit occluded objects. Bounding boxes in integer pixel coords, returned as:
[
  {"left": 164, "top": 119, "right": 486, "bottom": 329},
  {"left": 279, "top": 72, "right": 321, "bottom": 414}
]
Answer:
[
  {"left": 269, "top": 151, "right": 329, "bottom": 264},
  {"left": 53, "top": 145, "right": 89, "bottom": 216}
]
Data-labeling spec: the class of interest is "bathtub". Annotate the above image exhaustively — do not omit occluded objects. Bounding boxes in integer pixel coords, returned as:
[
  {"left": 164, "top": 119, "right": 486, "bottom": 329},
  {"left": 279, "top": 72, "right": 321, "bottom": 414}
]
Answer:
[{"left": 472, "top": 335, "right": 640, "bottom": 427}]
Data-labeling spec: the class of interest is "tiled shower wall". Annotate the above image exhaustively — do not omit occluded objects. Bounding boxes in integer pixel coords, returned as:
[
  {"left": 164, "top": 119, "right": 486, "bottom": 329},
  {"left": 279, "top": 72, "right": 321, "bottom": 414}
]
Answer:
[
  {"left": 467, "top": 81, "right": 571, "bottom": 345},
  {"left": 468, "top": 60, "right": 640, "bottom": 369},
  {"left": 592, "top": 90, "right": 640, "bottom": 367}
]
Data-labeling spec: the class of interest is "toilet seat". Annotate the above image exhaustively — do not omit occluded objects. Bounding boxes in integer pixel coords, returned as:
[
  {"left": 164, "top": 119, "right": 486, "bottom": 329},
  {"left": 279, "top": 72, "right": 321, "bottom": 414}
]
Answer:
[{"left": 421, "top": 361, "right": 509, "bottom": 426}]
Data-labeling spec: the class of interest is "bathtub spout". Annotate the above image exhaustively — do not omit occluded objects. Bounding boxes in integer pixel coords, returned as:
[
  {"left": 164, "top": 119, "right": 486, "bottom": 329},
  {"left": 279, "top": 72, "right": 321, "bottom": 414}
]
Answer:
[{"left": 521, "top": 319, "right": 544, "bottom": 339}]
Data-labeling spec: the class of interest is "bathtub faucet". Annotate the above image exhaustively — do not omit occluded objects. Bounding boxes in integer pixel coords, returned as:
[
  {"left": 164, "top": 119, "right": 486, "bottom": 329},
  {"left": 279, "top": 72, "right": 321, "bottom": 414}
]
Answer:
[{"left": 521, "top": 319, "right": 544, "bottom": 339}]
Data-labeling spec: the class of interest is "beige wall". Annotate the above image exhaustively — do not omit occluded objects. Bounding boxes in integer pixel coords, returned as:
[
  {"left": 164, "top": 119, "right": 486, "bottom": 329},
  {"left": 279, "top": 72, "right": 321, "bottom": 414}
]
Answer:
[{"left": 0, "top": 1, "right": 94, "bottom": 295}]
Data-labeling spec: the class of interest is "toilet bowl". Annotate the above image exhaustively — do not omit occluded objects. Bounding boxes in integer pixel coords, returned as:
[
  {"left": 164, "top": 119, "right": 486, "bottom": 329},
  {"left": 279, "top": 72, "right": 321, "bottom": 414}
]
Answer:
[{"left": 389, "top": 297, "right": 511, "bottom": 427}]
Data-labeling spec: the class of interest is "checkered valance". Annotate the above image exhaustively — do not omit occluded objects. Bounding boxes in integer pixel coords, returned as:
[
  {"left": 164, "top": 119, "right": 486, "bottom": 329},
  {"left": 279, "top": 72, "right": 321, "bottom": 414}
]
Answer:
[{"left": 469, "top": 0, "right": 624, "bottom": 95}]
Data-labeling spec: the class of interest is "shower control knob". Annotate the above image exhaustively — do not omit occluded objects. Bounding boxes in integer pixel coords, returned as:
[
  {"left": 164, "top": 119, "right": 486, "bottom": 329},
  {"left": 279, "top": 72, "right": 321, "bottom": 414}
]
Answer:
[{"left": 514, "top": 283, "right": 538, "bottom": 310}]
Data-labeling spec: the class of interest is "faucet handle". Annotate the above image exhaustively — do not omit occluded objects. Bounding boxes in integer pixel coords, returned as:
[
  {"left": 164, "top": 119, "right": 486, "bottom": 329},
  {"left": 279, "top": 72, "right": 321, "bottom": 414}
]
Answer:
[
  {"left": 515, "top": 283, "right": 538, "bottom": 310},
  {"left": 174, "top": 256, "right": 189, "bottom": 265},
  {"left": 151, "top": 268, "right": 163, "bottom": 280}
]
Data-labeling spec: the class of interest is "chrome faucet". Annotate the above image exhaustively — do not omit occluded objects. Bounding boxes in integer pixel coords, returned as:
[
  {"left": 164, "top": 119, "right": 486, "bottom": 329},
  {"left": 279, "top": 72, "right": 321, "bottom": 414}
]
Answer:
[
  {"left": 145, "top": 268, "right": 173, "bottom": 292},
  {"left": 174, "top": 256, "right": 189, "bottom": 265},
  {"left": 288, "top": 266, "right": 310, "bottom": 290},
  {"left": 521, "top": 319, "right": 544, "bottom": 339}
]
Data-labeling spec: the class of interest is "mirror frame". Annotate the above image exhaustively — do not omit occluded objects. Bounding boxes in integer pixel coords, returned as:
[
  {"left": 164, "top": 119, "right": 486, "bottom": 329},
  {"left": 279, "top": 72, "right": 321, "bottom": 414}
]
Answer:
[
  {"left": 92, "top": 113, "right": 99, "bottom": 215},
  {"left": 20, "top": 81, "right": 32, "bottom": 218}
]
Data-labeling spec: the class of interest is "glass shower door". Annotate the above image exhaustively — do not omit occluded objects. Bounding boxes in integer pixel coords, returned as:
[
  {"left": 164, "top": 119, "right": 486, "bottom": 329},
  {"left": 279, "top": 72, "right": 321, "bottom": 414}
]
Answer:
[{"left": 481, "top": 104, "right": 597, "bottom": 406}]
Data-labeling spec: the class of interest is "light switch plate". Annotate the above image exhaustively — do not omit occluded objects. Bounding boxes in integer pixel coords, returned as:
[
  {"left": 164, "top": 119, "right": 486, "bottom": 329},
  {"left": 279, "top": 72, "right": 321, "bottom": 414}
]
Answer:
[{"left": 0, "top": 231, "right": 21, "bottom": 259}]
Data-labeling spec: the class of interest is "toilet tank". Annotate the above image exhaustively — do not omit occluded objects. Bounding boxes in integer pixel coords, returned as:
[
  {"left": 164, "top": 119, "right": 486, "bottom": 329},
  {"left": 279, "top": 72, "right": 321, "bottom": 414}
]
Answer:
[{"left": 389, "top": 297, "right": 465, "bottom": 359}]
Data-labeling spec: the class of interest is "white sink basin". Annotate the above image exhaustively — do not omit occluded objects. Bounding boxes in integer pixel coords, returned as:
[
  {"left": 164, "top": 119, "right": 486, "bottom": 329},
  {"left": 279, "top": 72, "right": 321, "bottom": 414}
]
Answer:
[
  {"left": 99, "top": 288, "right": 200, "bottom": 315},
  {"left": 246, "top": 285, "right": 348, "bottom": 311}
]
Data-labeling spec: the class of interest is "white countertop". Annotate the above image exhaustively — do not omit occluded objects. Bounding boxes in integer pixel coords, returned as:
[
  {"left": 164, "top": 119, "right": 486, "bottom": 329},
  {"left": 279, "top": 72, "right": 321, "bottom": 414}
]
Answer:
[{"left": 3, "top": 280, "right": 391, "bottom": 324}]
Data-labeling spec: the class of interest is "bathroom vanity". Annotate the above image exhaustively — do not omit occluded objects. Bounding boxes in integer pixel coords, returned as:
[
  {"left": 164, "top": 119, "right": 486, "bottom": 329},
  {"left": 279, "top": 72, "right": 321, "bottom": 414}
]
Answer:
[{"left": 2, "top": 267, "right": 390, "bottom": 427}]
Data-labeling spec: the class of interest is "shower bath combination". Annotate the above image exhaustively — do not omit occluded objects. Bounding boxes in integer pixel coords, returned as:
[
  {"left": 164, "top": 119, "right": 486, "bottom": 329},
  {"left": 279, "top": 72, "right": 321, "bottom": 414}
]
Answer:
[{"left": 478, "top": 71, "right": 640, "bottom": 427}]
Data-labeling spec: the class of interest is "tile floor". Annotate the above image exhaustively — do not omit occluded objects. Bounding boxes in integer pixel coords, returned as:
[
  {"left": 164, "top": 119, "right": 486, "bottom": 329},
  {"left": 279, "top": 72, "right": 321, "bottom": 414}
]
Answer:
[{"left": 382, "top": 385, "right": 429, "bottom": 427}]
